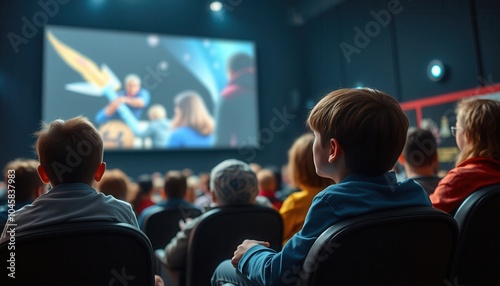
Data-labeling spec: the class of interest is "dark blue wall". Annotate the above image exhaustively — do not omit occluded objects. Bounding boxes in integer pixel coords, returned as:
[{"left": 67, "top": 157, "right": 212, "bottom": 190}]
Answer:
[
  {"left": 0, "top": 0, "right": 305, "bottom": 177},
  {"left": 299, "top": 0, "right": 500, "bottom": 102}
]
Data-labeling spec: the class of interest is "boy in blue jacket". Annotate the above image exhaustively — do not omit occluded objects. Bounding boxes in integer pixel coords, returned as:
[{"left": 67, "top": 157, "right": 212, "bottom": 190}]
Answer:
[{"left": 211, "top": 88, "right": 432, "bottom": 286}]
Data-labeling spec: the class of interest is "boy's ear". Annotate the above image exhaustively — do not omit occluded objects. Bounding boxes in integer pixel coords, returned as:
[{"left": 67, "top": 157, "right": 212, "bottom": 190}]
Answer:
[
  {"left": 94, "top": 162, "right": 106, "bottom": 182},
  {"left": 211, "top": 191, "right": 217, "bottom": 204},
  {"left": 398, "top": 154, "right": 406, "bottom": 164},
  {"left": 328, "top": 138, "right": 343, "bottom": 163},
  {"left": 37, "top": 165, "right": 51, "bottom": 184},
  {"left": 35, "top": 186, "right": 45, "bottom": 197}
]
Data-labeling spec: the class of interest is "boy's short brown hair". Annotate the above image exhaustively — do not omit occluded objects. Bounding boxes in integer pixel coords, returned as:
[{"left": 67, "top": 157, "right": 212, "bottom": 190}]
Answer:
[
  {"left": 307, "top": 88, "right": 408, "bottom": 175},
  {"left": 256, "top": 169, "right": 277, "bottom": 192},
  {"left": 35, "top": 116, "right": 103, "bottom": 185},
  {"left": 164, "top": 171, "right": 187, "bottom": 199},
  {"left": 402, "top": 128, "right": 437, "bottom": 168},
  {"left": 97, "top": 168, "right": 130, "bottom": 201},
  {"left": 3, "top": 159, "right": 45, "bottom": 201}
]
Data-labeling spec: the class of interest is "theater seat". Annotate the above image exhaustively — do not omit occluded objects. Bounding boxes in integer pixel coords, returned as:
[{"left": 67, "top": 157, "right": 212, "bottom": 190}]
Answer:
[
  {"left": 141, "top": 205, "right": 202, "bottom": 250},
  {"left": 452, "top": 184, "right": 500, "bottom": 285},
  {"left": 0, "top": 222, "right": 155, "bottom": 286},
  {"left": 185, "top": 205, "right": 283, "bottom": 286},
  {"left": 296, "top": 206, "right": 458, "bottom": 286}
]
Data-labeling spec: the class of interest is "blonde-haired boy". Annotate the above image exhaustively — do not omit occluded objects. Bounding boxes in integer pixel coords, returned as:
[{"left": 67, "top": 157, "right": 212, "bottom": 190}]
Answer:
[{"left": 136, "top": 104, "right": 171, "bottom": 148}]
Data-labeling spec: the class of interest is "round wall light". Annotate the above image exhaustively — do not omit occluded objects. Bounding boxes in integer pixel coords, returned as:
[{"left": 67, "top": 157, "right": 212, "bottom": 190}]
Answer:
[
  {"left": 427, "top": 59, "right": 445, "bottom": 82},
  {"left": 210, "top": 1, "right": 223, "bottom": 12}
]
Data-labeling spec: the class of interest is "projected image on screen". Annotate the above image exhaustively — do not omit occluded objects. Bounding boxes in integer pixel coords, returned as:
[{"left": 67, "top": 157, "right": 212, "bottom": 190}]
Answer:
[{"left": 42, "top": 25, "right": 258, "bottom": 150}]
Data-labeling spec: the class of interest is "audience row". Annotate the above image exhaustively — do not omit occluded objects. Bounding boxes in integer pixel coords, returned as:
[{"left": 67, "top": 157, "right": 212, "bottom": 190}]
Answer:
[{"left": 0, "top": 89, "right": 499, "bottom": 286}]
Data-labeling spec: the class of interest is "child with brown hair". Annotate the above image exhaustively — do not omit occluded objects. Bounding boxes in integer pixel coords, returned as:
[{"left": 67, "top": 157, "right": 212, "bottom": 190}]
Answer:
[
  {"left": 96, "top": 168, "right": 132, "bottom": 202},
  {"left": 211, "top": 88, "right": 431, "bottom": 286},
  {"left": 1, "top": 116, "right": 138, "bottom": 240},
  {"left": 399, "top": 128, "right": 441, "bottom": 195},
  {"left": 0, "top": 159, "right": 45, "bottom": 225}
]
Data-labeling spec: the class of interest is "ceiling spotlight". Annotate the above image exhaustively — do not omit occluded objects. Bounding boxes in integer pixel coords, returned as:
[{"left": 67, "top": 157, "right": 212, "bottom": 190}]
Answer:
[
  {"left": 427, "top": 59, "right": 445, "bottom": 82},
  {"left": 210, "top": 1, "right": 223, "bottom": 12}
]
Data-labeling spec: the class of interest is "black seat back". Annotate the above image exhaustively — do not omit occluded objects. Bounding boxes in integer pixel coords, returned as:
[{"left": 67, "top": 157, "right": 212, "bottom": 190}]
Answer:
[
  {"left": 141, "top": 205, "right": 202, "bottom": 250},
  {"left": 186, "top": 205, "right": 283, "bottom": 286},
  {"left": 297, "top": 207, "right": 458, "bottom": 286},
  {"left": 452, "top": 184, "right": 500, "bottom": 285},
  {"left": 0, "top": 222, "right": 155, "bottom": 286}
]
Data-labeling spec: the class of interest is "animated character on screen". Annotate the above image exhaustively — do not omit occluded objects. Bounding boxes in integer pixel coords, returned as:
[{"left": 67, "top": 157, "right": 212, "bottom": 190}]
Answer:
[
  {"left": 46, "top": 31, "right": 143, "bottom": 135},
  {"left": 135, "top": 104, "right": 171, "bottom": 148},
  {"left": 167, "top": 90, "right": 214, "bottom": 148},
  {"left": 95, "top": 74, "right": 150, "bottom": 125},
  {"left": 214, "top": 53, "right": 257, "bottom": 147}
]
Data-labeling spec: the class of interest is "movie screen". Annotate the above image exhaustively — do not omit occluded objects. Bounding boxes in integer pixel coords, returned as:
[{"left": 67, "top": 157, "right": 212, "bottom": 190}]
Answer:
[{"left": 43, "top": 25, "right": 259, "bottom": 150}]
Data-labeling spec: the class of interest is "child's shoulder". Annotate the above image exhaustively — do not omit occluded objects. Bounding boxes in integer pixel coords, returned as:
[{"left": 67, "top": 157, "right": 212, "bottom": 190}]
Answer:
[{"left": 313, "top": 183, "right": 350, "bottom": 200}]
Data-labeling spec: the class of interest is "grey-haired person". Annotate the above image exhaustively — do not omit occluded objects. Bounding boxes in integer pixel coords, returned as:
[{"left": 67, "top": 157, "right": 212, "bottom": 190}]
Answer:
[{"left": 159, "top": 159, "right": 259, "bottom": 271}]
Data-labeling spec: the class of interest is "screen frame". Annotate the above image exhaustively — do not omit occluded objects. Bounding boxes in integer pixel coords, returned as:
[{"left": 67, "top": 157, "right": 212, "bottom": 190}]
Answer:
[{"left": 42, "top": 24, "right": 261, "bottom": 153}]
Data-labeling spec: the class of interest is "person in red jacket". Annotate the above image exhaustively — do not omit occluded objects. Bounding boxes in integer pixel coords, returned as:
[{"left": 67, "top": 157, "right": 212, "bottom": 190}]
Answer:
[{"left": 431, "top": 98, "right": 500, "bottom": 214}]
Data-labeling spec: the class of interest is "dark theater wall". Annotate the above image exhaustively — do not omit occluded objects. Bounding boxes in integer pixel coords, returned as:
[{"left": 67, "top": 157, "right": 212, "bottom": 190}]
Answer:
[
  {"left": 298, "top": 0, "right": 398, "bottom": 102},
  {"left": 0, "top": 0, "right": 304, "bottom": 177},
  {"left": 475, "top": 0, "right": 500, "bottom": 84},
  {"left": 394, "top": 0, "right": 479, "bottom": 100},
  {"left": 299, "top": 0, "right": 500, "bottom": 102}
]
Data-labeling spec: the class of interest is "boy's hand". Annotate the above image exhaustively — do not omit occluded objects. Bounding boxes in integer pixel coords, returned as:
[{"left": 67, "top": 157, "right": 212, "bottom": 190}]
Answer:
[{"left": 231, "top": 239, "right": 270, "bottom": 268}]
